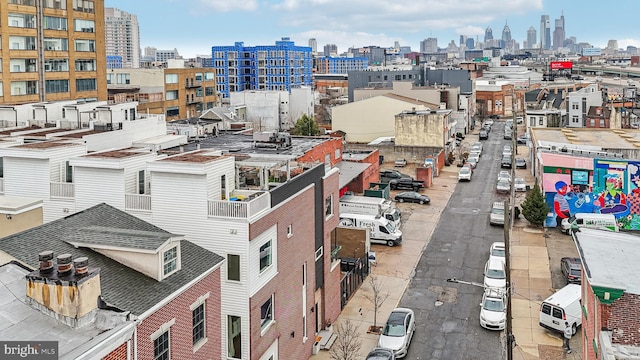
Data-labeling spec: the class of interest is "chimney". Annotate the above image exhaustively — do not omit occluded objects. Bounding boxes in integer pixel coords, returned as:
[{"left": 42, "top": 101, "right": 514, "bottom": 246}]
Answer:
[{"left": 26, "top": 252, "right": 101, "bottom": 328}]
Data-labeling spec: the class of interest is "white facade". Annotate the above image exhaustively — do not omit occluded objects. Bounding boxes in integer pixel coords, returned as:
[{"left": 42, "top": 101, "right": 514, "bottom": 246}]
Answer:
[
  {"left": 566, "top": 84, "right": 602, "bottom": 128},
  {"left": 230, "top": 88, "right": 314, "bottom": 132},
  {"left": 105, "top": 7, "right": 141, "bottom": 68}
]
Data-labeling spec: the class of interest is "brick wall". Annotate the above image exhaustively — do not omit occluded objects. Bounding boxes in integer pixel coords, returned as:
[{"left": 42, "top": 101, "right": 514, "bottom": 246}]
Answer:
[
  {"left": 102, "top": 342, "right": 129, "bottom": 360},
  {"left": 135, "top": 269, "right": 221, "bottom": 360},
  {"left": 608, "top": 293, "right": 640, "bottom": 346},
  {"left": 296, "top": 137, "right": 343, "bottom": 166},
  {"left": 582, "top": 284, "right": 598, "bottom": 360},
  {"left": 248, "top": 186, "right": 316, "bottom": 360},
  {"left": 323, "top": 170, "right": 342, "bottom": 326}
]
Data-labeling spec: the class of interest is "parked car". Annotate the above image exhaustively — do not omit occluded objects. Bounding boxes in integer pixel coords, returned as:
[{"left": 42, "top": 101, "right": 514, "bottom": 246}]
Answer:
[
  {"left": 466, "top": 157, "right": 478, "bottom": 168},
  {"left": 490, "top": 114, "right": 500, "bottom": 119},
  {"left": 613, "top": 76, "right": 621, "bottom": 80},
  {"left": 500, "top": 155, "right": 512, "bottom": 169},
  {"left": 394, "top": 191, "right": 430, "bottom": 205},
  {"left": 468, "top": 153, "right": 480, "bottom": 164},
  {"left": 366, "top": 348, "right": 396, "bottom": 360},
  {"left": 489, "top": 242, "right": 506, "bottom": 262},
  {"left": 514, "top": 178, "right": 527, "bottom": 192},
  {"left": 484, "top": 257, "right": 506, "bottom": 290},
  {"left": 497, "top": 171, "right": 512, "bottom": 183},
  {"left": 463, "top": 161, "right": 476, "bottom": 171},
  {"left": 479, "top": 130, "right": 489, "bottom": 140},
  {"left": 561, "top": 257, "right": 582, "bottom": 284},
  {"left": 496, "top": 179, "right": 511, "bottom": 194},
  {"left": 480, "top": 289, "right": 507, "bottom": 331},
  {"left": 515, "top": 158, "right": 527, "bottom": 169},
  {"left": 517, "top": 135, "right": 529, "bottom": 145},
  {"left": 389, "top": 178, "right": 425, "bottom": 191},
  {"left": 394, "top": 158, "right": 407, "bottom": 167},
  {"left": 482, "top": 124, "right": 492, "bottom": 132},
  {"left": 484, "top": 119, "right": 494, "bottom": 126},
  {"left": 503, "top": 131, "right": 512, "bottom": 140},
  {"left": 489, "top": 202, "right": 505, "bottom": 226},
  {"left": 378, "top": 308, "right": 416, "bottom": 358},
  {"left": 458, "top": 166, "right": 472, "bottom": 181}
]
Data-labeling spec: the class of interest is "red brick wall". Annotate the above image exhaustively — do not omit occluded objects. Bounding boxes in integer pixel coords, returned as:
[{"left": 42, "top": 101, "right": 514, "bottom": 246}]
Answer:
[
  {"left": 102, "top": 342, "right": 129, "bottom": 360},
  {"left": 583, "top": 283, "right": 598, "bottom": 360},
  {"left": 135, "top": 269, "right": 221, "bottom": 360},
  {"left": 323, "top": 169, "right": 342, "bottom": 327},
  {"left": 296, "top": 138, "right": 343, "bottom": 166},
  {"left": 607, "top": 293, "right": 640, "bottom": 346},
  {"left": 248, "top": 187, "right": 316, "bottom": 360}
]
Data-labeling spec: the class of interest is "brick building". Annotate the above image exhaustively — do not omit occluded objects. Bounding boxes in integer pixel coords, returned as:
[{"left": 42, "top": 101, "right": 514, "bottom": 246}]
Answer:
[{"left": 573, "top": 228, "right": 640, "bottom": 359}]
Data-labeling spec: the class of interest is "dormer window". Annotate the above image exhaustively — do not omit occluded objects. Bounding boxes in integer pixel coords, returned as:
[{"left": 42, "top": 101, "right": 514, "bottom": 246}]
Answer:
[{"left": 163, "top": 247, "right": 178, "bottom": 276}]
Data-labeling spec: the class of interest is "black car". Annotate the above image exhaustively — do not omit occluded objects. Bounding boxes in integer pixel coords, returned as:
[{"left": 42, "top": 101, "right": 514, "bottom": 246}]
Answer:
[
  {"left": 479, "top": 130, "right": 489, "bottom": 140},
  {"left": 501, "top": 155, "right": 512, "bottom": 168},
  {"left": 515, "top": 158, "right": 527, "bottom": 169},
  {"left": 561, "top": 257, "right": 582, "bottom": 284},
  {"left": 389, "top": 178, "right": 425, "bottom": 191},
  {"left": 365, "top": 348, "right": 396, "bottom": 360},
  {"left": 395, "top": 191, "right": 430, "bottom": 204},
  {"left": 503, "top": 131, "right": 512, "bottom": 140}
]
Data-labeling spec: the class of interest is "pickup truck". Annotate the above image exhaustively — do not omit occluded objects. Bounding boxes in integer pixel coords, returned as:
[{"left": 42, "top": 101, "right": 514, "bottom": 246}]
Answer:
[
  {"left": 389, "top": 177, "right": 425, "bottom": 191},
  {"left": 379, "top": 169, "right": 412, "bottom": 183}
]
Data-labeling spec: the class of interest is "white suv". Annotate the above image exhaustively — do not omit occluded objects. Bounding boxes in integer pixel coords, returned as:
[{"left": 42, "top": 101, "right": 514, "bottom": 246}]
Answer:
[{"left": 458, "top": 166, "right": 472, "bottom": 181}]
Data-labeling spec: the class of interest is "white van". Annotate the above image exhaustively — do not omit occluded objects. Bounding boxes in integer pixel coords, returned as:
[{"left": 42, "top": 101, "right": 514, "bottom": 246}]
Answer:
[
  {"left": 560, "top": 213, "right": 618, "bottom": 235},
  {"left": 339, "top": 213, "right": 403, "bottom": 246},
  {"left": 539, "top": 284, "right": 582, "bottom": 335}
]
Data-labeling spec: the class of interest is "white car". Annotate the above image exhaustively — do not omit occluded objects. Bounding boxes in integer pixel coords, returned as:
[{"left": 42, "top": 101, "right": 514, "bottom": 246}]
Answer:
[
  {"left": 458, "top": 166, "right": 472, "bottom": 181},
  {"left": 468, "top": 153, "right": 480, "bottom": 164},
  {"left": 484, "top": 257, "right": 506, "bottom": 290},
  {"left": 489, "top": 202, "right": 505, "bottom": 226},
  {"left": 497, "top": 171, "right": 511, "bottom": 183},
  {"left": 613, "top": 76, "right": 621, "bottom": 80},
  {"left": 514, "top": 178, "right": 527, "bottom": 192},
  {"left": 480, "top": 289, "right": 507, "bottom": 331},
  {"left": 496, "top": 180, "right": 511, "bottom": 194},
  {"left": 378, "top": 308, "right": 415, "bottom": 358},
  {"left": 489, "top": 242, "right": 506, "bottom": 263},
  {"left": 484, "top": 120, "right": 494, "bottom": 126}
]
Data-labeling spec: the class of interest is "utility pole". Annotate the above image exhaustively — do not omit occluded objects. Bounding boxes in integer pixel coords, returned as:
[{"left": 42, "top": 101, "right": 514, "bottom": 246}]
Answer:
[{"left": 505, "top": 97, "right": 517, "bottom": 360}]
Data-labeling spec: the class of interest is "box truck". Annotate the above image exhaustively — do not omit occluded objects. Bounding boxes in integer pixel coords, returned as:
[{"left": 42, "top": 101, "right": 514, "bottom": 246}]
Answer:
[
  {"left": 339, "top": 213, "right": 402, "bottom": 246},
  {"left": 340, "top": 194, "right": 401, "bottom": 229}
]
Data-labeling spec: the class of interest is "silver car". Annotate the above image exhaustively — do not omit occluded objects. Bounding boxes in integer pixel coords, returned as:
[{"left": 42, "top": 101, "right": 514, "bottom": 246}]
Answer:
[
  {"left": 496, "top": 180, "right": 511, "bottom": 194},
  {"left": 378, "top": 308, "right": 415, "bottom": 358},
  {"left": 514, "top": 178, "right": 527, "bottom": 192}
]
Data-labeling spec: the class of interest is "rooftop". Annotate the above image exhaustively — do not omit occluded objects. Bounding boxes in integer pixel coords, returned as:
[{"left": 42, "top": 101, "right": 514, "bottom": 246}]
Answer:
[
  {"left": 158, "top": 149, "right": 226, "bottom": 163},
  {"left": 13, "top": 141, "right": 80, "bottom": 150},
  {"left": 531, "top": 128, "right": 640, "bottom": 149},
  {"left": 83, "top": 147, "right": 150, "bottom": 159}
]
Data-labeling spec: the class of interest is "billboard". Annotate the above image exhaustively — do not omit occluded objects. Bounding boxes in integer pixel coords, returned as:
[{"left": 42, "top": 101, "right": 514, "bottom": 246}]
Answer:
[
  {"left": 550, "top": 61, "right": 573, "bottom": 70},
  {"left": 582, "top": 48, "right": 602, "bottom": 56}
]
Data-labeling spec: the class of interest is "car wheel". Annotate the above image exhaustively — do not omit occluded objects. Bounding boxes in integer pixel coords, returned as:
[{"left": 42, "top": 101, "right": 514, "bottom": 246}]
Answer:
[
  {"left": 398, "top": 198, "right": 404, "bottom": 203},
  {"left": 387, "top": 240, "right": 395, "bottom": 247},
  {"left": 572, "top": 323, "right": 577, "bottom": 336},
  {"left": 419, "top": 200, "right": 425, "bottom": 204}
]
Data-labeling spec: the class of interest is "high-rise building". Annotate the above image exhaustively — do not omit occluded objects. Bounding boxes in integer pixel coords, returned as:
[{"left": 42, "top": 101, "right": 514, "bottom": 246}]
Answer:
[
  {"left": 540, "top": 15, "right": 551, "bottom": 49},
  {"left": 484, "top": 27, "right": 493, "bottom": 42},
  {"left": 553, "top": 14, "right": 565, "bottom": 50},
  {"left": 155, "top": 48, "right": 182, "bottom": 62},
  {"left": 607, "top": 40, "right": 619, "bottom": 50},
  {"left": 105, "top": 7, "right": 140, "bottom": 69},
  {"left": 460, "top": 35, "right": 467, "bottom": 47},
  {"left": 323, "top": 44, "right": 338, "bottom": 57},
  {"left": 212, "top": 38, "right": 312, "bottom": 98},
  {"left": 0, "top": 0, "right": 106, "bottom": 104},
  {"left": 308, "top": 38, "right": 317, "bottom": 55},
  {"left": 466, "top": 38, "right": 475, "bottom": 50},
  {"left": 527, "top": 26, "right": 537, "bottom": 49},
  {"left": 502, "top": 22, "right": 512, "bottom": 43},
  {"left": 420, "top": 38, "right": 438, "bottom": 53}
]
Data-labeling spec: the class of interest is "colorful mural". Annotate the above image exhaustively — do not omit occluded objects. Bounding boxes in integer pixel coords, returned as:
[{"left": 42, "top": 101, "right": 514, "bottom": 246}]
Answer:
[{"left": 543, "top": 158, "right": 640, "bottom": 230}]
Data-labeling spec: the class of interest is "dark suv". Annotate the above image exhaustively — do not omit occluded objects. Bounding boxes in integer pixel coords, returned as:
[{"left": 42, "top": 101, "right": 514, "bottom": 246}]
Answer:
[
  {"left": 501, "top": 155, "right": 512, "bottom": 168},
  {"left": 561, "top": 257, "right": 582, "bottom": 284}
]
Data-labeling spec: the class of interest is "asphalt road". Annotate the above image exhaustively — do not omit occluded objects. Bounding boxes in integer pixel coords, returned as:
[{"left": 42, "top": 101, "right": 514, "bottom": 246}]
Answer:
[{"left": 399, "top": 121, "right": 512, "bottom": 359}]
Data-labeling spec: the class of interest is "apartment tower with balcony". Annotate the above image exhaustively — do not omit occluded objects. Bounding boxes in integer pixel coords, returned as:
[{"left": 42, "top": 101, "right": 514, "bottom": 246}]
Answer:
[
  {"left": 104, "top": 7, "right": 140, "bottom": 69},
  {"left": 0, "top": 0, "right": 107, "bottom": 104}
]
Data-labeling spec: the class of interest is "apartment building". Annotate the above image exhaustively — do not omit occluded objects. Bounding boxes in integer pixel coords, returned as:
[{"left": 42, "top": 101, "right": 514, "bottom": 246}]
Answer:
[
  {"left": 105, "top": 7, "right": 140, "bottom": 69},
  {"left": 315, "top": 56, "right": 368, "bottom": 74},
  {"left": 212, "top": 37, "right": 313, "bottom": 99},
  {"left": 107, "top": 67, "right": 219, "bottom": 121},
  {"left": 566, "top": 84, "right": 602, "bottom": 127},
  {"left": 0, "top": 0, "right": 107, "bottom": 104}
]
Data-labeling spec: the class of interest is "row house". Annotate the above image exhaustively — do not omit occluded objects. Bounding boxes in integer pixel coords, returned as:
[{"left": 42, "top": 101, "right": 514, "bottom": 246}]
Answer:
[
  {"left": 0, "top": 132, "right": 344, "bottom": 359},
  {"left": 0, "top": 203, "right": 224, "bottom": 360}
]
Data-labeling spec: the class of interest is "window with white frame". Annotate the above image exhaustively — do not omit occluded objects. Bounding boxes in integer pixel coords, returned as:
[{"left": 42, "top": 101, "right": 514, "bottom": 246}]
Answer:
[
  {"left": 153, "top": 330, "right": 170, "bottom": 360},
  {"left": 260, "top": 295, "right": 274, "bottom": 330},
  {"left": 259, "top": 241, "right": 272, "bottom": 272},
  {"left": 192, "top": 303, "right": 205, "bottom": 345},
  {"left": 572, "top": 102, "right": 579, "bottom": 110},
  {"left": 538, "top": 117, "right": 544, "bottom": 126},
  {"left": 163, "top": 247, "right": 177, "bottom": 275},
  {"left": 227, "top": 315, "right": 241, "bottom": 358},
  {"left": 165, "top": 74, "right": 178, "bottom": 84},
  {"left": 325, "top": 195, "right": 333, "bottom": 218},
  {"left": 287, "top": 225, "right": 293, "bottom": 238}
]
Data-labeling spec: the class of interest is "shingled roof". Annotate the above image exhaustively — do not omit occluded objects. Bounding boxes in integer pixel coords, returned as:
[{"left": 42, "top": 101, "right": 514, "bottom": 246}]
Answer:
[{"left": 0, "top": 203, "right": 224, "bottom": 316}]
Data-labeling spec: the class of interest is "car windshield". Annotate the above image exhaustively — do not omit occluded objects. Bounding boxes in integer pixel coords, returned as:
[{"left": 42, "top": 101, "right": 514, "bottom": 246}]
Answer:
[
  {"left": 483, "top": 297, "right": 505, "bottom": 312},
  {"left": 491, "top": 247, "right": 505, "bottom": 257},
  {"left": 387, "top": 211, "right": 400, "bottom": 221},
  {"left": 486, "top": 269, "right": 505, "bottom": 279},
  {"left": 491, "top": 208, "right": 504, "bottom": 215},
  {"left": 460, "top": 168, "right": 470, "bottom": 174},
  {"left": 497, "top": 180, "right": 510, "bottom": 187},
  {"left": 386, "top": 222, "right": 396, "bottom": 233},
  {"left": 515, "top": 179, "right": 525, "bottom": 185},
  {"left": 382, "top": 313, "right": 406, "bottom": 337}
]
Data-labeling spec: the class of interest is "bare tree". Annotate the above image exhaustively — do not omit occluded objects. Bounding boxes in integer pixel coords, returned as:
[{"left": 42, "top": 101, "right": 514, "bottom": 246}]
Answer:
[
  {"left": 457, "top": 143, "right": 470, "bottom": 166},
  {"left": 362, "top": 275, "right": 390, "bottom": 333},
  {"left": 329, "top": 319, "right": 362, "bottom": 360}
]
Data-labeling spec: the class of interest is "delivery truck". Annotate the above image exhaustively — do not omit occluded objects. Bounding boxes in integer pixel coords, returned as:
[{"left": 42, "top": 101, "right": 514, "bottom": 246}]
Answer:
[
  {"left": 340, "top": 194, "right": 401, "bottom": 229},
  {"left": 339, "top": 213, "right": 403, "bottom": 246}
]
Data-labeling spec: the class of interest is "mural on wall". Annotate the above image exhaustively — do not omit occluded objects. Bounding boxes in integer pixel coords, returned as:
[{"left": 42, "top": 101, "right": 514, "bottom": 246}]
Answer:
[{"left": 544, "top": 159, "right": 640, "bottom": 230}]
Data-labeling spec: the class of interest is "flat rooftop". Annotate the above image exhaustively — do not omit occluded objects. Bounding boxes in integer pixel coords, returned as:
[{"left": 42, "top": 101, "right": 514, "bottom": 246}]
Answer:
[
  {"left": 159, "top": 149, "right": 227, "bottom": 164},
  {"left": 531, "top": 128, "right": 640, "bottom": 149},
  {"left": 83, "top": 147, "right": 150, "bottom": 159},
  {"left": 13, "top": 141, "right": 80, "bottom": 150}
]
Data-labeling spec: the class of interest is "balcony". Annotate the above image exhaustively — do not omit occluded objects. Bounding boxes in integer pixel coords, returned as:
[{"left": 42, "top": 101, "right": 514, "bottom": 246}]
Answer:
[
  {"left": 125, "top": 194, "right": 151, "bottom": 211},
  {"left": 186, "top": 96, "right": 203, "bottom": 105},
  {"left": 50, "top": 182, "right": 74, "bottom": 198},
  {"left": 185, "top": 81, "right": 202, "bottom": 88},
  {"left": 208, "top": 190, "right": 270, "bottom": 219}
]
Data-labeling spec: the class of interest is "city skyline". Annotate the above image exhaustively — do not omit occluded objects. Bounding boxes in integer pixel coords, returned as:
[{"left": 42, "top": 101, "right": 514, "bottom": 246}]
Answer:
[{"left": 105, "top": 0, "right": 640, "bottom": 58}]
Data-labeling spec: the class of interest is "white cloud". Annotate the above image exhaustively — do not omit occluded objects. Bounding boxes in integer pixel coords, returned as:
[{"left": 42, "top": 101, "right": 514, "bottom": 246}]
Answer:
[
  {"left": 455, "top": 26, "right": 486, "bottom": 37},
  {"left": 618, "top": 39, "right": 640, "bottom": 49},
  {"left": 196, "top": 0, "right": 258, "bottom": 12},
  {"left": 292, "top": 30, "right": 401, "bottom": 54}
]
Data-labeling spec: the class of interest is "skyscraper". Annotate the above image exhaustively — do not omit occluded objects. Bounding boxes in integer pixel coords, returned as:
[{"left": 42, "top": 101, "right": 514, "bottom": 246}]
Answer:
[
  {"left": 553, "top": 14, "right": 565, "bottom": 50},
  {"left": 460, "top": 35, "right": 467, "bottom": 47},
  {"left": 502, "top": 22, "right": 512, "bottom": 42},
  {"left": 540, "top": 15, "right": 551, "bottom": 49},
  {"left": 527, "top": 27, "right": 537, "bottom": 49},
  {"left": 466, "top": 38, "right": 475, "bottom": 50},
  {"left": 308, "top": 38, "right": 317, "bottom": 55},
  {"left": 420, "top": 38, "right": 438, "bottom": 53},
  {"left": 105, "top": 8, "right": 140, "bottom": 68},
  {"left": 484, "top": 27, "right": 493, "bottom": 42},
  {"left": 323, "top": 44, "right": 338, "bottom": 56}
]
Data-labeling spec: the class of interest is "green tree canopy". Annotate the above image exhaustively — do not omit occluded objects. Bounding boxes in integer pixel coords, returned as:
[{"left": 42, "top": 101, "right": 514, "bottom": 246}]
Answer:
[
  {"left": 291, "top": 114, "right": 320, "bottom": 136},
  {"left": 520, "top": 183, "right": 549, "bottom": 227}
]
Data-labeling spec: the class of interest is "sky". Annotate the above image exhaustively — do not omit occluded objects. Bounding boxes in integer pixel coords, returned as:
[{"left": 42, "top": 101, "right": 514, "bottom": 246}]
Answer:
[{"left": 104, "top": 0, "right": 640, "bottom": 58}]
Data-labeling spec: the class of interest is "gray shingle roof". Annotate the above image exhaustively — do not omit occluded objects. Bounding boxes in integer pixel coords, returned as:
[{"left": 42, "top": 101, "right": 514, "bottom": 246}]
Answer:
[
  {"left": 0, "top": 203, "right": 224, "bottom": 316},
  {"left": 66, "top": 225, "right": 176, "bottom": 251}
]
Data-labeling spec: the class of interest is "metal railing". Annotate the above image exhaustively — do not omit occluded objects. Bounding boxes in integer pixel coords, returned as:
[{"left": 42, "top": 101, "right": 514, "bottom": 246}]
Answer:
[
  {"left": 50, "top": 182, "right": 74, "bottom": 198},
  {"left": 125, "top": 194, "right": 151, "bottom": 211},
  {"left": 207, "top": 191, "right": 270, "bottom": 219}
]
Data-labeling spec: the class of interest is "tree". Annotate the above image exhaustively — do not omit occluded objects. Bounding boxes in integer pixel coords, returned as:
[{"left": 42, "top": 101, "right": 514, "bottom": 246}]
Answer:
[
  {"left": 329, "top": 319, "right": 362, "bottom": 360},
  {"left": 291, "top": 114, "right": 320, "bottom": 136},
  {"left": 362, "top": 275, "right": 390, "bottom": 333},
  {"left": 520, "top": 183, "right": 549, "bottom": 227}
]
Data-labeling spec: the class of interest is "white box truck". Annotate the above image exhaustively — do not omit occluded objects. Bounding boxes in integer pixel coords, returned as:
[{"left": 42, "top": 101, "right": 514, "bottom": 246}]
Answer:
[
  {"left": 339, "top": 195, "right": 401, "bottom": 229},
  {"left": 339, "top": 213, "right": 402, "bottom": 246}
]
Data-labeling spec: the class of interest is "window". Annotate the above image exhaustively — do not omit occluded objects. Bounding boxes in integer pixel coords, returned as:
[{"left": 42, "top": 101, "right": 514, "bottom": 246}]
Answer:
[
  {"left": 163, "top": 247, "right": 177, "bottom": 275},
  {"left": 74, "top": 39, "right": 95, "bottom": 52},
  {"left": 44, "top": 38, "right": 68, "bottom": 51},
  {"left": 9, "top": 0, "right": 35, "bottom": 4},
  {"left": 166, "top": 106, "right": 179, "bottom": 117},
  {"left": 192, "top": 303, "right": 205, "bottom": 345},
  {"left": 572, "top": 102, "right": 579, "bottom": 110},
  {"left": 600, "top": 119, "right": 605, "bottom": 127},
  {"left": 260, "top": 295, "right": 274, "bottom": 330},
  {"left": 43, "top": 16, "right": 67, "bottom": 30},
  {"left": 73, "top": 0, "right": 94, "bottom": 13},
  {"left": 165, "top": 74, "right": 178, "bottom": 84},
  {"left": 11, "top": 81, "right": 38, "bottom": 95},
  {"left": 325, "top": 195, "right": 333, "bottom": 218},
  {"left": 165, "top": 90, "right": 178, "bottom": 100},
  {"left": 227, "top": 254, "right": 240, "bottom": 281},
  {"left": 538, "top": 117, "right": 544, "bottom": 126},
  {"left": 220, "top": 175, "right": 226, "bottom": 199},
  {"left": 116, "top": 73, "right": 130, "bottom": 84},
  {"left": 64, "top": 161, "right": 73, "bottom": 182},
  {"left": 76, "top": 78, "right": 96, "bottom": 92},
  {"left": 287, "top": 225, "right": 293, "bottom": 238},
  {"left": 74, "top": 19, "right": 94, "bottom": 32},
  {"left": 153, "top": 331, "right": 170, "bottom": 360},
  {"left": 195, "top": 73, "right": 203, "bottom": 81},
  {"left": 0, "top": 158, "right": 3, "bottom": 178},
  {"left": 259, "top": 241, "right": 272, "bottom": 272},
  {"left": 572, "top": 115, "right": 579, "bottom": 124},
  {"left": 205, "top": 86, "right": 215, "bottom": 96},
  {"left": 8, "top": 13, "right": 36, "bottom": 28},
  {"left": 10, "top": 59, "right": 37, "bottom": 73},
  {"left": 138, "top": 170, "right": 145, "bottom": 194},
  {"left": 75, "top": 59, "right": 96, "bottom": 71},
  {"left": 46, "top": 80, "right": 69, "bottom": 94},
  {"left": 227, "top": 315, "right": 241, "bottom": 358},
  {"left": 590, "top": 119, "right": 595, "bottom": 127},
  {"left": 204, "top": 72, "right": 214, "bottom": 80},
  {"left": 552, "top": 307, "right": 563, "bottom": 319},
  {"left": 43, "top": 0, "right": 66, "bottom": 9},
  {"left": 45, "top": 59, "right": 69, "bottom": 72},
  {"left": 9, "top": 36, "right": 36, "bottom": 50}
]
